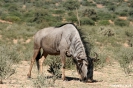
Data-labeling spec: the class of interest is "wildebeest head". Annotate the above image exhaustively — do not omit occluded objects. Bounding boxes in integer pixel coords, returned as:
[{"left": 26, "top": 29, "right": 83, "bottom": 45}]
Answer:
[{"left": 74, "top": 53, "right": 98, "bottom": 82}]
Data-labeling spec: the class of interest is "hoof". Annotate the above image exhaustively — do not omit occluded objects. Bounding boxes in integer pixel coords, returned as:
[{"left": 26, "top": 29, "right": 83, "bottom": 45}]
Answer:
[
  {"left": 27, "top": 74, "right": 31, "bottom": 78},
  {"left": 80, "top": 79, "right": 93, "bottom": 83},
  {"left": 0, "top": 80, "right": 3, "bottom": 84},
  {"left": 87, "top": 80, "right": 93, "bottom": 83},
  {"left": 62, "top": 77, "right": 67, "bottom": 81}
]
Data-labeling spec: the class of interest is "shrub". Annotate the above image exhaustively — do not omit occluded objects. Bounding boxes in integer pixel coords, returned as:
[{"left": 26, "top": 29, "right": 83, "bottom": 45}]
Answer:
[
  {"left": 107, "top": 5, "right": 116, "bottom": 12},
  {"left": 97, "top": 11, "right": 114, "bottom": 20},
  {"left": 63, "top": 0, "right": 80, "bottom": 10},
  {"left": 80, "top": 17, "right": 95, "bottom": 25},
  {"left": 5, "top": 16, "right": 21, "bottom": 22},
  {"left": 0, "top": 45, "right": 15, "bottom": 83},
  {"left": 66, "top": 16, "right": 78, "bottom": 23},
  {"left": 98, "top": 20, "right": 110, "bottom": 26},
  {"left": 8, "top": 4, "right": 18, "bottom": 12},
  {"left": 128, "top": 9, "right": 133, "bottom": 17},
  {"left": 81, "top": 0, "right": 96, "bottom": 6},
  {"left": 33, "top": 9, "right": 49, "bottom": 23},
  {"left": 125, "top": 29, "right": 133, "bottom": 37},
  {"left": 53, "top": 9, "right": 65, "bottom": 14},
  {"left": 98, "top": 27, "right": 115, "bottom": 36},
  {"left": 47, "top": 56, "right": 61, "bottom": 78},
  {"left": 114, "top": 18, "right": 129, "bottom": 26},
  {"left": 118, "top": 47, "right": 133, "bottom": 74},
  {"left": 82, "top": 9, "right": 98, "bottom": 21},
  {"left": 119, "top": 11, "right": 128, "bottom": 16},
  {"left": 45, "top": 56, "right": 74, "bottom": 70},
  {"left": 33, "top": 75, "right": 55, "bottom": 88}
]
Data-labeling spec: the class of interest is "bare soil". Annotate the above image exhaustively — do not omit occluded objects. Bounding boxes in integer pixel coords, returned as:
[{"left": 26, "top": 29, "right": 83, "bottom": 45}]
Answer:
[
  {"left": 0, "top": 19, "right": 12, "bottom": 24},
  {"left": 0, "top": 60, "right": 133, "bottom": 88}
]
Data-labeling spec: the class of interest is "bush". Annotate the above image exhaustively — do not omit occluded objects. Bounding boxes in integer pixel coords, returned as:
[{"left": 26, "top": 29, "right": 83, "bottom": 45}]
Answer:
[
  {"left": 128, "top": 9, "right": 133, "bottom": 17},
  {"left": 80, "top": 17, "right": 95, "bottom": 25},
  {"left": 114, "top": 18, "right": 129, "bottom": 26},
  {"left": 119, "top": 11, "right": 128, "bottom": 16},
  {"left": 81, "top": 0, "right": 96, "bottom": 6},
  {"left": 82, "top": 9, "right": 98, "bottom": 21},
  {"left": 98, "top": 20, "right": 110, "bottom": 26},
  {"left": 0, "top": 45, "right": 15, "bottom": 83},
  {"left": 125, "top": 29, "right": 133, "bottom": 38},
  {"left": 47, "top": 57, "right": 61, "bottom": 80},
  {"left": 33, "top": 9, "right": 49, "bottom": 23},
  {"left": 33, "top": 75, "right": 55, "bottom": 88},
  {"left": 97, "top": 11, "right": 115, "bottom": 20},
  {"left": 45, "top": 56, "right": 74, "bottom": 70},
  {"left": 8, "top": 4, "right": 18, "bottom": 12},
  {"left": 66, "top": 16, "right": 78, "bottom": 23},
  {"left": 63, "top": 0, "right": 80, "bottom": 10},
  {"left": 107, "top": 5, "right": 116, "bottom": 12},
  {"left": 118, "top": 47, "right": 133, "bottom": 74},
  {"left": 5, "top": 16, "right": 21, "bottom": 22},
  {"left": 53, "top": 9, "right": 65, "bottom": 14}
]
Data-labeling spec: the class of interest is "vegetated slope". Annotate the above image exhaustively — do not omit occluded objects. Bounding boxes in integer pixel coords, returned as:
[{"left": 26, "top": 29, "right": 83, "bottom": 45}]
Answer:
[
  {"left": 0, "top": 0, "right": 133, "bottom": 27},
  {"left": 0, "top": 0, "right": 133, "bottom": 88}
]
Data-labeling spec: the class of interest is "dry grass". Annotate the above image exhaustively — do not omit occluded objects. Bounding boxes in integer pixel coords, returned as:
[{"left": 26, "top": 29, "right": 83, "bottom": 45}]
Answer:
[{"left": 0, "top": 60, "right": 133, "bottom": 88}]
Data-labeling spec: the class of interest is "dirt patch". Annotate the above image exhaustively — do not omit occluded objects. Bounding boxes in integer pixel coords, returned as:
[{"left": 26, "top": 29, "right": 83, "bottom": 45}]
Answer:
[
  {"left": 130, "top": 21, "right": 133, "bottom": 26},
  {"left": 12, "top": 38, "right": 31, "bottom": 44},
  {"left": 25, "top": 39, "right": 31, "bottom": 44},
  {"left": 0, "top": 60, "right": 133, "bottom": 88},
  {"left": 119, "top": 16, "right": 127, "bottom": 20},
  {"left": 109, "top": 20, "right": 114, "bottom": 25},
  {"left": 123, "top": 42, "right": 129, "bottom": 47},
  {"left": 13, "top": 39, "right": 18, "bottom": 44},
  {"left": 0, "top": 19, "right": 12, "bottom": 24},
  {"left": 97, "top": 4, "right": 104, "bottom": 8},
  {"left": 0, "top": 35, "right": 2, "bottom": 40},
  {"left": 124, "top": 0, "right": 128, "bottom": 2}
]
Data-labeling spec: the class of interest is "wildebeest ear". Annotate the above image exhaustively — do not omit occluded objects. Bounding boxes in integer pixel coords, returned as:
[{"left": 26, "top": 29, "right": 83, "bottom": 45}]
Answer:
[
  {"left": 77, "top": 59, "right": 83, "bottom": 63},
  {"left": 76, "top": 57, "right": 83, "bottom": 63},
  {"left": 66, "top": 51, "right": 72, "bottom": 57}
]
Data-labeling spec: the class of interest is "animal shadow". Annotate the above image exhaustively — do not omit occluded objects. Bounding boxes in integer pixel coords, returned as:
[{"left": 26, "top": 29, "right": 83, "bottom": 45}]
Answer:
[
  {"left": 45, "top": 75, "right": 79, "bottom": 81},
  {"left": 65, "top": 76, "right": 80, "bottom": 81},
  {"left": 46, "top": 76, "right": 100, "bottom": 83}
]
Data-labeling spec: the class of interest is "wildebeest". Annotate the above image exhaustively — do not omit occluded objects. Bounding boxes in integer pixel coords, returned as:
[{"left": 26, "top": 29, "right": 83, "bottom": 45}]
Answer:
[{"left": 27, "top": 23, "right": 98, "bottom": 82}]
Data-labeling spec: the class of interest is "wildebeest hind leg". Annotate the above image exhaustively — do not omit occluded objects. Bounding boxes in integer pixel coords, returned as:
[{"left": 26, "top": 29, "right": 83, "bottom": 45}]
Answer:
[
  {"left": 27, "top": 48, "right": 40, "bottom": 78},
  {"left": 38, "top": 52, "right": 48, "bottom": 75}
]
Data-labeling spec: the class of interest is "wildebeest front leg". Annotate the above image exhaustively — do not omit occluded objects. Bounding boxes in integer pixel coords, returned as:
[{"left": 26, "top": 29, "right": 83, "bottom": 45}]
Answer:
[
  {"left": 27, "top": 48, "right": 40, "bottom": 78},
  {"left": 60, "top": 52, "right": 66, "bottom": 80}
]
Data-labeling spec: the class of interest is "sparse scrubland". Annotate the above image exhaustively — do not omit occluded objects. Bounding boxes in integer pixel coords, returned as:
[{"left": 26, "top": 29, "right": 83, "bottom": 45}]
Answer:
[{"left": 0, "top": 0, "right": 133, "bottom": 88}]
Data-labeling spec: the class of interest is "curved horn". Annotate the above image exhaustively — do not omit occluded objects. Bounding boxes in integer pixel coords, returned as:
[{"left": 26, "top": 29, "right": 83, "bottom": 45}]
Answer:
[
  {"left": 92, "top": 52, "right": 99, "bottom": 62},
  {"left": 94, "top": 52, "right": 98, "bottom": 59}
]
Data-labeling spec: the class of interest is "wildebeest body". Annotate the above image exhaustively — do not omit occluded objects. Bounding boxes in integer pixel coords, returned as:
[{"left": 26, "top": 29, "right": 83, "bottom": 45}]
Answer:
[{"left": 27, "top": 23, "right": 95, "bottom": 82}]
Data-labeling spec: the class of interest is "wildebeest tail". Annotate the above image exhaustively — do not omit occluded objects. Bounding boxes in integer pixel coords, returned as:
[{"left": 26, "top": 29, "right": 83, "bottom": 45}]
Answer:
[{"left": 36, "top": 50, "right": 41, "bottom": 71}]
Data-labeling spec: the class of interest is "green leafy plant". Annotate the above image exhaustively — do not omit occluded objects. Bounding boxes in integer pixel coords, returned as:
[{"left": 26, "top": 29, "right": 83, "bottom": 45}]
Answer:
[
  {"left": 118, "top": 47, "right": 133, "bottom": 74},
  {"left": 33, "top": 75, "right": 55, "bottom": 88},
  {"left": 0, "top": 45, "right": 15, "bottom": 84},
  {"left": 63, "top": 0, "right": 80, "bottom": 10},
  {"left": 98, "top": 20, "right": 110, "bottom": 26},
  {"left": 114, "top": 18, "right": 129, "bottom": 26}
]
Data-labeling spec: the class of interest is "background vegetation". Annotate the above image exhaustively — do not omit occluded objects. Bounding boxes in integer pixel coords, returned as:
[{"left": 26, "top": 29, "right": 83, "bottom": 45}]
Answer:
[{"left": 0, "top": 0, "right": 133, "bottom": 87}]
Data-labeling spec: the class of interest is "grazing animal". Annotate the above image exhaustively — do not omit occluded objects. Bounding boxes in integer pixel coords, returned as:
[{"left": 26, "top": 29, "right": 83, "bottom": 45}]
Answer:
[{"left": 27, "top": 23, "right": 98, "bottom": 82}]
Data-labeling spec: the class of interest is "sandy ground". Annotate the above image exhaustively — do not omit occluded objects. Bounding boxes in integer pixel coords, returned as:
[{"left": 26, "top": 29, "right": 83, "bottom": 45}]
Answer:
[{"left": 0, "top": 60, "right": 133, "bottom": 88}]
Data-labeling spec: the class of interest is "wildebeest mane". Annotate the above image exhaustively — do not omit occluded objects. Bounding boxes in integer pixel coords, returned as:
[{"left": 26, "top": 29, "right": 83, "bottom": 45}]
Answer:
[
  {"left": 55, "top": 23, "right": 75, "bottom": 28},
  {"left": 55, "top": 23, "right": 92, "bottom": 57},
  {"left": 78, "top": 27, "right": 92, "bottom": 58}
]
